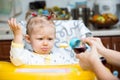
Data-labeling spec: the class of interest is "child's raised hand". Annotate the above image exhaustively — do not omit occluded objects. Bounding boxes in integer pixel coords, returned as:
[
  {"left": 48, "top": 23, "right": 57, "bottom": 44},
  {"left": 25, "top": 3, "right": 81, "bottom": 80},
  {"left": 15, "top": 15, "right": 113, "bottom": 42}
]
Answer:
[
  {"left": 8, "top": 18, "right": 22, "bottom": 36},
  {"left": 8, "top": 18, "right": 23, "bottom": 43}
]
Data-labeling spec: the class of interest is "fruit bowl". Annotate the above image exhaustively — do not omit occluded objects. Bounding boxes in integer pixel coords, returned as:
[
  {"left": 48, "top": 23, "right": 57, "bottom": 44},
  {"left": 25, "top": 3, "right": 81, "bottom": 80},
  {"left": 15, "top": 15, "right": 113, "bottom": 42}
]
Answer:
[{"left": 89, "top": 13, "right": 119, "bottom": 29}]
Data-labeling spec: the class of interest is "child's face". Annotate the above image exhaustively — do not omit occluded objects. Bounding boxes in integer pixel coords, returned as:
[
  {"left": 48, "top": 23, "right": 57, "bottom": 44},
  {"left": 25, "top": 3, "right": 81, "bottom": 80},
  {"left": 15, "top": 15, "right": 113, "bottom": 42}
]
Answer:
[{"left": 27, "top": 25, "right": 55, "bottom": 54}]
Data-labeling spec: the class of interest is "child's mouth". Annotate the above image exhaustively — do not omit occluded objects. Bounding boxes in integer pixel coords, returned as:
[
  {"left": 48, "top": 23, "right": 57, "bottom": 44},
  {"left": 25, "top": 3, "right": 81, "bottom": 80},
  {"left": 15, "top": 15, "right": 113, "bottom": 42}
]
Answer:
[{"left": 41, "top": 48, "right": 48, "bottom": 51}]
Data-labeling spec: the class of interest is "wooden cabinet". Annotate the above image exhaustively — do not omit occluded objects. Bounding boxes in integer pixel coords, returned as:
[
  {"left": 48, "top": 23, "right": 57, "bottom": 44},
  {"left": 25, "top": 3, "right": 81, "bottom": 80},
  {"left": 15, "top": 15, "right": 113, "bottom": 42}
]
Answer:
[
  {"left": 100, "top": 37, "right": 112, "bottom": 49},
  {"left": 112, "top": 37, "right": 120, "bottom": 51},
  {"left": 97, "top": 36, "right": 120, "bottom": 78},
  {"left": 0, "top": 40, "right": 12, "bottom": 61}
]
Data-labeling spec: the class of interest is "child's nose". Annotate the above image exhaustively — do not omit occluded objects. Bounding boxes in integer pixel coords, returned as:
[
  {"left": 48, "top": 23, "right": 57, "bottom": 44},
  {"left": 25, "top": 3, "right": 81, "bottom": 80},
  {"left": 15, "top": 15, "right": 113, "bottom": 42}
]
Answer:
[{"left": 43, "top": 40, "right": 48, "bottom": 45}]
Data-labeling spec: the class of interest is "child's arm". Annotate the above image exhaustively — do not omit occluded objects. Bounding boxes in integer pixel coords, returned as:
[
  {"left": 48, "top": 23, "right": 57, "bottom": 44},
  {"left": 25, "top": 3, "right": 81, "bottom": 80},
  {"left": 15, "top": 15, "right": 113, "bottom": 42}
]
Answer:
[
  {"left": 8, "top": 18, "right": 25, "bottom": 66},
  {"left": 8, "top": 18, "right": 23, "bottom": 44}
]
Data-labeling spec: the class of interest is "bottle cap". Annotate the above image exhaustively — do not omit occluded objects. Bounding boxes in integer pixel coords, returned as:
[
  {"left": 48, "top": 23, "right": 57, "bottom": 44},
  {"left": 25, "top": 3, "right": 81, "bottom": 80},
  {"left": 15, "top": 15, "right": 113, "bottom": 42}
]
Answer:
[{"left": 69, "top": 38, "right": 80, "bottom": 48}]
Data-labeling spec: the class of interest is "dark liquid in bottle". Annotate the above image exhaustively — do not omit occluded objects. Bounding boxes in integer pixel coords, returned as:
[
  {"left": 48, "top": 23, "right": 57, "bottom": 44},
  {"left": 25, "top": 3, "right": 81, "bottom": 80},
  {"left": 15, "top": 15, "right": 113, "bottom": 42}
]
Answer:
[{"left": 73, "top": 47, "right": 86, "bottom": 54}]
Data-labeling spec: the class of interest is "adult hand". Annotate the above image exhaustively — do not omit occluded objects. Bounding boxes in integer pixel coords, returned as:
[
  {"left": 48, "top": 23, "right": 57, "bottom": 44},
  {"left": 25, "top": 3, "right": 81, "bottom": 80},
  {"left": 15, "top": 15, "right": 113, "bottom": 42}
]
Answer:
[
  {"left": 82, "top": 37, "right": 106, "bottom": 55},
  {"left": 76, "top": 44, "right": 101, "bottom": 71}
]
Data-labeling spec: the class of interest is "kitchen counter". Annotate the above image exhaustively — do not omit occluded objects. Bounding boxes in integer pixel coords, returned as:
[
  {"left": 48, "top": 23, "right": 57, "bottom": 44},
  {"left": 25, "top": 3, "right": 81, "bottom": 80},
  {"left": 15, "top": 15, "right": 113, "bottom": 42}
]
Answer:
[
  {"left": 0, "top": 25, "right": 120, "bottom": 40},
  {"left": 0, "top": 27, "right": 14, "bottom": 40},
  {"left": 0, "top": 34, "right": 13, "bottom": 40},
  {"left": 92, "top": 29, "right": 120, "bottom": 36},
  {"left": 88, "top": 24, "right": 120, "bottom": 37}
]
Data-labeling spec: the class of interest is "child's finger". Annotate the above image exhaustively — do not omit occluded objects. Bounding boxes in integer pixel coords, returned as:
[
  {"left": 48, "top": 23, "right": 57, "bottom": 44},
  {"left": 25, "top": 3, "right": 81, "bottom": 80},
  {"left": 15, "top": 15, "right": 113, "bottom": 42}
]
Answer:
[
  {"left": 13, "top": 18, "right": 17, "bottom": 28},
  {"left": 8, "top": 19, "right": 13, "bottom": 29},
  {"left": 12, "top": 18, "right": 16, "bottom": 28},
  {"left": 10, "top": 18, "right": 14, "bottom": 28}
]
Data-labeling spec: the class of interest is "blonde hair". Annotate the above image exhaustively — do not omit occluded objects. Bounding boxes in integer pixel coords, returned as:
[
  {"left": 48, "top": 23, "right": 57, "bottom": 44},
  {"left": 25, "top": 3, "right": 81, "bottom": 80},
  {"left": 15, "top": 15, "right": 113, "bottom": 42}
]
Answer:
[{"left": 26, "top": 15, "right": 55, "bottom": 35}]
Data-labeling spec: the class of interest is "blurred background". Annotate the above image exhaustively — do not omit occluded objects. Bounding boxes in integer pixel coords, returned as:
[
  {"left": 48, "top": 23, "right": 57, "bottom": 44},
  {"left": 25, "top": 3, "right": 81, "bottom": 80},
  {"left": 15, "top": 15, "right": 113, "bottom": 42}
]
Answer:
[{"left": 0, "top": 0, "right": 120, "bottom": 29}]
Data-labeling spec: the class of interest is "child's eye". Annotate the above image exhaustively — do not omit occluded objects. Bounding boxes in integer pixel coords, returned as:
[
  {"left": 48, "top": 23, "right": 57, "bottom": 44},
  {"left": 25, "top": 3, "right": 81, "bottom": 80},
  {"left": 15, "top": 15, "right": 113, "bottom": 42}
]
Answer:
[
  {"left": 38, "top": 38, "right": 43, "bottom": 40},
  {"left": 48, "top": 38, "right": 53, "bottom": 40}
]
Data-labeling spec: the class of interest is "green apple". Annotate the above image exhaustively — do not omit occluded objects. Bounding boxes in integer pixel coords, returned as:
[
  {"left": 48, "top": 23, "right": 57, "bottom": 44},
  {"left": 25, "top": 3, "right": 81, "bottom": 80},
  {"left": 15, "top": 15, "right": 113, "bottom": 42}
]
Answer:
[{"left": 97, "top": 16, "right": 105, "bottom": 23}]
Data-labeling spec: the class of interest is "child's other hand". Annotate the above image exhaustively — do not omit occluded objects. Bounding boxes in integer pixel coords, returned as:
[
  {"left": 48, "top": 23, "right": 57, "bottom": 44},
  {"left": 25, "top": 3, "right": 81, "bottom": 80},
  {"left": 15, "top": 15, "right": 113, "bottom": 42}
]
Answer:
[{"left": 8, "top": 18, "right": 22, "bottom": 36}]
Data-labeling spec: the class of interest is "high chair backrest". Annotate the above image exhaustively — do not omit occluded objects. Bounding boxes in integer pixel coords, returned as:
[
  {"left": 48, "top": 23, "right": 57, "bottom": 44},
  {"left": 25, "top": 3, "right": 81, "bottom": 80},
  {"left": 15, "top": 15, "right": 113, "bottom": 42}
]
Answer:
[{"left": 53, "top": 20, "right": 92, "bottom": 48}]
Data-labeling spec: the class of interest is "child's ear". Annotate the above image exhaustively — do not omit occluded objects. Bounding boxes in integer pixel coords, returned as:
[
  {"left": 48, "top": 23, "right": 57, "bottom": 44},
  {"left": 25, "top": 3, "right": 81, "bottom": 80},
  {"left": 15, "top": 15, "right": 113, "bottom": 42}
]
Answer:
[{"left": 24, "top": 34, "right": 31, "bottom": 44}]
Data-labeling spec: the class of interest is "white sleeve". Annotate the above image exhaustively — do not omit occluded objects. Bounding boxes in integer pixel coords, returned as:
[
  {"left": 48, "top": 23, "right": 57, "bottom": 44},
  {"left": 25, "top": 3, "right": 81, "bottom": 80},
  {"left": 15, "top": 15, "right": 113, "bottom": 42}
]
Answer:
[{"left": 10, "top": 41, "right": 31, "bottom": 66}]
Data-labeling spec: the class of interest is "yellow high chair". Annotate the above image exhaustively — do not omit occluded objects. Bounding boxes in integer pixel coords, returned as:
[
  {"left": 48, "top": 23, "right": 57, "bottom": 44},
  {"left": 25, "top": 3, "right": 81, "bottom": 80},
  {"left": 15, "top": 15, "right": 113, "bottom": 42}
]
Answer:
[{"left": 0, "top": 61, "right": 96, "bottom": 80}]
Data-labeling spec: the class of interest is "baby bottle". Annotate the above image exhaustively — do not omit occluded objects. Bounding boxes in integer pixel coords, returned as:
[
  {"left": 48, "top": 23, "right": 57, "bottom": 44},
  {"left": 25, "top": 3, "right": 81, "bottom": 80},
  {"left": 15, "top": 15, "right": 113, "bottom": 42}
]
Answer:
[
  {"left": 69, "top": 37, "right": 106, "bottom": 65},
  {"left": 69, "top": 38, "right": 90, "bottom": 53}
]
